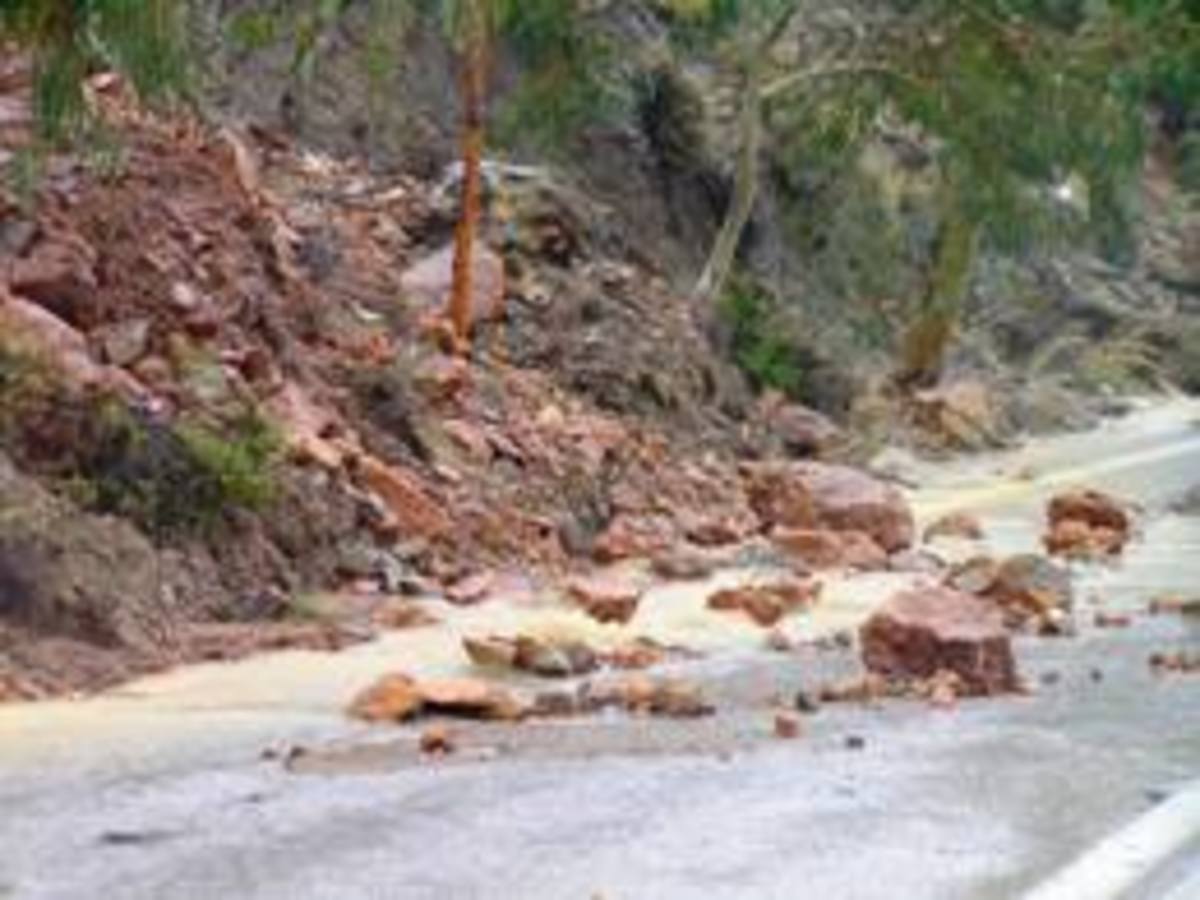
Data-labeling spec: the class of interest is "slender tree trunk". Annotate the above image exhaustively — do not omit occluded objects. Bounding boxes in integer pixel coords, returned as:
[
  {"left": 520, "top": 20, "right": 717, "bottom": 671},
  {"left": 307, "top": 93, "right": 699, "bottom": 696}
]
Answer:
[
  {"left": 692, "top": 57, "right": 763, "bottom": 308},
  {"left": 447, "top": 1, "right": 488, "bottom": 356},
  {"left": 896, "top": 203, "right": 977, "bottom": 388}
]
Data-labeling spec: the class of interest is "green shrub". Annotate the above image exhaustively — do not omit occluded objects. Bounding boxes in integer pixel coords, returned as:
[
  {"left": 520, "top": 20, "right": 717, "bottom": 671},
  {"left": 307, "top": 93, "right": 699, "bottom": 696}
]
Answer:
[{"left": 718, "top": 280, "right": 803, "bottom": 398}]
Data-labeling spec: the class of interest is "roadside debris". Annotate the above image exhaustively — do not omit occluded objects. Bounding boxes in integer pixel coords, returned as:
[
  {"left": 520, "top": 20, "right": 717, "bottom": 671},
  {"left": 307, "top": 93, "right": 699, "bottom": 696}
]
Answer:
[
  {"left": 1044, "top": 489, "right": 1133, "bottom": 559},
  {"left": 774, "top": 712, "right": 802, "bottom": 739},
  {"left": 706, "top": 579, "right": 822, "bottom": 627},
  {"left": 860, "top": 585, "right": 1020, "bottom": 696}
]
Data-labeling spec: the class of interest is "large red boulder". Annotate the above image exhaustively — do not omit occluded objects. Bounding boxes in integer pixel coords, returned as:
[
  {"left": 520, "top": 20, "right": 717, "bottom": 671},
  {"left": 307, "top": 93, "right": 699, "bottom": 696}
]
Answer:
[
  {"left": 860, "top": 586, "right": 1019, "bottom": 696},
  {"left": 743, "top": 461, "right": 915, "bottom": 552}
]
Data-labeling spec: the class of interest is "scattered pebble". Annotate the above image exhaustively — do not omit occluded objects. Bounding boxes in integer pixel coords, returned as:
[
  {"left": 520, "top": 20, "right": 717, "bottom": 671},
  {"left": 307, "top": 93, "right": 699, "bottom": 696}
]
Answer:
[
  {"left": 844, "top": 735, "right": 866, "bottom": 751},
  {"left": 420, "top": 725, "right": 456, "bottom": 756},
  {"left": 793, "top": 689, "right": 821, "bottom": 714},
  {"left": 774, "top": 713, "right": 802, "bottom": 740}
]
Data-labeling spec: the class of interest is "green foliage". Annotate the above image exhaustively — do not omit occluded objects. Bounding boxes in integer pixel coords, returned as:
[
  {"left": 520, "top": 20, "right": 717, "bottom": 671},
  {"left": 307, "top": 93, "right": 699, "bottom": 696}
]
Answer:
[
  {"left": 718, "top": 280, "right": 803, "bottom": 397},
  {"left": 0, "top": 0, "right": 189, "bottom": 143},
  {"left": 0, "top": 345, "right": 280, "bottom": 539}
]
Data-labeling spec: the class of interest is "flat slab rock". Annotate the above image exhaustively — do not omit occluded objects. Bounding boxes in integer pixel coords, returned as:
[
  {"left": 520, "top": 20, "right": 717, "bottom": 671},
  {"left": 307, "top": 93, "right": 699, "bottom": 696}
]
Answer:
[{"left": 860, "top": 585, "right": 1019, "bottom": 696}]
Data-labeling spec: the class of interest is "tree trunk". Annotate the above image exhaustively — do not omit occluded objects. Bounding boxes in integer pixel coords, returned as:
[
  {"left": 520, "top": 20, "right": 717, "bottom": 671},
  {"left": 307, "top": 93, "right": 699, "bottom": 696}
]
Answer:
[
  {"left": 691, "top": 58, "right": 763, "bottom": 308},
  {"left": 447, "top": 2, "right": 488, "bottom": 356},
  {"left": 896, "top": 204, "right": 977, "bottom": 388}
]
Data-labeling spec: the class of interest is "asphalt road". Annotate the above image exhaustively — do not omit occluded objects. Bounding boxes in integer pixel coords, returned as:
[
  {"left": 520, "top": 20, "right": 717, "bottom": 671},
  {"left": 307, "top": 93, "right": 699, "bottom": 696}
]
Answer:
[{"left": 1, "top": 401, "right": 1198, "bottom": 900}]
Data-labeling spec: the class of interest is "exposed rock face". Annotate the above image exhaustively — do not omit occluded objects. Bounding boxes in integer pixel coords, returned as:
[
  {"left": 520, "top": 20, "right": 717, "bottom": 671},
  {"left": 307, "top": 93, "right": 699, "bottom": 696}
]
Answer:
[
  {"left": 771, "top": 527, "right": 888, "bottom": 570},
  {"left": 0, "top": 452, "right": 166, "bottom": 655},
  {"left": 860, "top": 585, "right": 1019, "bottom": 696},
  {"left": 742, "top": 461, "right": 915, "bottom": 552},
  {"left": 1044, "top": 490, "right": 1132, "bottom": 559}
]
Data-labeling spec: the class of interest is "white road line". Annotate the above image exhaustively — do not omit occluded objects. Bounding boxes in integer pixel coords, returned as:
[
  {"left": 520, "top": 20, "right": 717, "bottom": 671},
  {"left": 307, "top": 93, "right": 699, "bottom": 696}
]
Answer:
[{"left": 1025, "top": 781, "right": 1200, "bottom": 900}]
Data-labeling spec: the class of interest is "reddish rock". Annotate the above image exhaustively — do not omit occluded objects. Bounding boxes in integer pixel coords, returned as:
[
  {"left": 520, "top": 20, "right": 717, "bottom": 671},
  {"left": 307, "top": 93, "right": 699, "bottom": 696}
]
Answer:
[
  {"left": 651, "top": 546, "right": 716, "bottom": 581},
  {"left": 566, "top": 575, "right": 642, "bottom": 625},
  {"left": 9, "top": 234, "right": 99, "bottom": 327},
  {"left": 585, "top": 676, "right": 713, "bottom": 717},
  {"left": 417, "top": 678, "right": 526, "bottom": 721},
  {"left": 445, "top": 572, "right": 494, "bottom": 606},
  {"left": 817, "top": 674, "right": 889, "bottom": 704},
  {"left": 354, "top": 454, "right": 450, "bottom": 540},
  {"left": 860, "top": 586, "right": 1019, "bottom": 696},
  {"left": 683, "top": 514, "right": 752, "bottom": 548},
  {"left": 774, "top": 712, "right": 802, "bottom": 739},
  {"left": 761, "top": 395, "right": 843, "bottom": 458},
  {"left": 742, "top": 461, "right": 914, "bottom": 552},
  {"left": 462, "top": 635, "right": 519, "bottom": 669},
  {"left": 772, "top": 527, "right": 888, "bottom": 570},
  {"left": 707, "top": 580, "right": 821, "bottom": 627},
  {"left": 1094, "top": 611, "right": 1132, "bottom": 629},
  {"left": 372, "top": 600, "right": 439, "bottom": 630},
  {"left": 419, "top": 724, "right": 456, "bottom": 755},
  {"left": 591, "top": 515, "right": 674, "bottom": 563},
  {"left": 1045, "top": 490, "right": 1132, "bottom": 558},
  {"left": 347, "top": 673, "right": 423, "bottom": 722},
  {"left": 923, "top": 511, "right": 984, "bottom": 543}
]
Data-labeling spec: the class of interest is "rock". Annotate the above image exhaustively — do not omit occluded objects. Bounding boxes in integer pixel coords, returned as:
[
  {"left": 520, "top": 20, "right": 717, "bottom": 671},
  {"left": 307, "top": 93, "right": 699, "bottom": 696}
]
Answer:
[
  {"left": 683, "top": 513, "right": 754, "bottom": 548},
  {"left": 0, "top": 452, "right": 165, "bottom": 658},
  {"left": 531, "top": 690, "right": 582, "bottom": 718},
  {"left": 353, "top": 454, "right": 450, "bottom": 540},
  {"left": 584, "top": 676, "right": 713, "bottom": 717},
  {"left": 1045, "top": 490, "right": 1131, "bottom": 558},
  {"left": 771, "top": 527, "right": 888, "bottom": 570},
  {"left": 600, "top": 638, "right": 670, "bottom": 670},
  {"left": 591, "top": 515, "right": 674, "bottom": 563},
  {"left": 372, "top": 599, "right": 439, "bottom": 630},
  {"left": 347, "top": 673, "right": 424, "bottom": 722},
  {"left": 763, "top": 396, "right": 844, "bottom": 458},
  {"left": 1148, "top": 595, "right": 1200, "bottom": 616},
  {"left": 860, "top": 585, "right": 1020, "bottom": 696},
  {"left": 844, "top": 734, "right": 866, "bottom": 750},
  {"left": 651, "top": 546, "right": 715, "bottom": 581},
  {"left": 923, "top": 511, "right": 984, "bottom": 543},
  {"left": 0, "top": 292, "right": 139, "bottom": 398},
  {"left": 9, "top": 234, "right": 99, "bottom": 327},
  {"left": 566, "top": 575, "right": 643, "bottom": 625},
  {"left": 400, "top": 243, "right": 505, "bottom": 333},
  {"left": 742, "top": 461, "right": 915, "bottom": 552},
  {"left": 774, "top": 712, "right": 802, "bottom": 739},
  {"left": 912, "top": 381, "right": 999, "bottom": 450},
  {"left": 417, "top": 678, "right": 527, "bottom": 721},
  {"left": 986, "top": 554, "right": 1074, "bottom": 630},
  {"left": 96, "top": 318, "right": 152, "bottom": 367},
  {"left": 707, "top": 579, "right": 821, "bottom": 627},
  {"left": 945, "top": 556, "right": 1001, "bottom": 595},
  {"left": 419, "top": 724, "right": 456, "bottom": 755},
  {"left": 888, "top": 549, "right": 945, "bottom": 575},
  {"left": 514, "top": 635, "right": 598, "bottom": 678},
  {"left": 817, "top": 674, "right": 889, "bottom": 704},
  {"left": 1094, "top": 611, "right": 1132, "bottom": 629},
  {"left": 445, "top": 572, "right": 494, "bottom": 606},
  {"left": 648, "top": 678, "right": 714, "bottom": 718},
  {"left": 1149, "top": 652, "right": 1200, "bottom": 674},
  {"left": 462, "top": 635, "right": 519, "bottom": 669}
]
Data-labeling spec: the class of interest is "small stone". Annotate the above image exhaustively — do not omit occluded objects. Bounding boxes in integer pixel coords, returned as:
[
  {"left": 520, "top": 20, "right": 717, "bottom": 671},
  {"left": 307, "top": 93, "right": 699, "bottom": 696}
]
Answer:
[
  {"left": 923, "top": 511, "right": 985, "bottom": 543},
  {"left": 347, "top": 673, "right": 423, "bottom": 722},
  {"left": 764, "top": 629, "right": 794, "bottom": 653},
  {"left": 1094, "top": 611, "right": 1132, "bottom": 629},
  {"left": 420, "top": 725, "right": 455, "bottom": 755},
  {"left": 774, "top": 712, "right": 802, "bottom": 740},
  {"left": 844, "top": 735, "right": 866, "bottom": 751},
  {"left": 1040, "top": 670, "right": 1061, "bottom": 687},
  {"left": 1089, "top": 668, "right": 1104, "bottom": 683}
]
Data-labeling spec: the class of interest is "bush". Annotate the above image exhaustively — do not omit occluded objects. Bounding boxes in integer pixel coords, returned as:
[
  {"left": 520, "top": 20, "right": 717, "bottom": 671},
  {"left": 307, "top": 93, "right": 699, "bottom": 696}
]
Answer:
[{"left": 717, "top": 280, "right": 803, "bottom": 398}]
